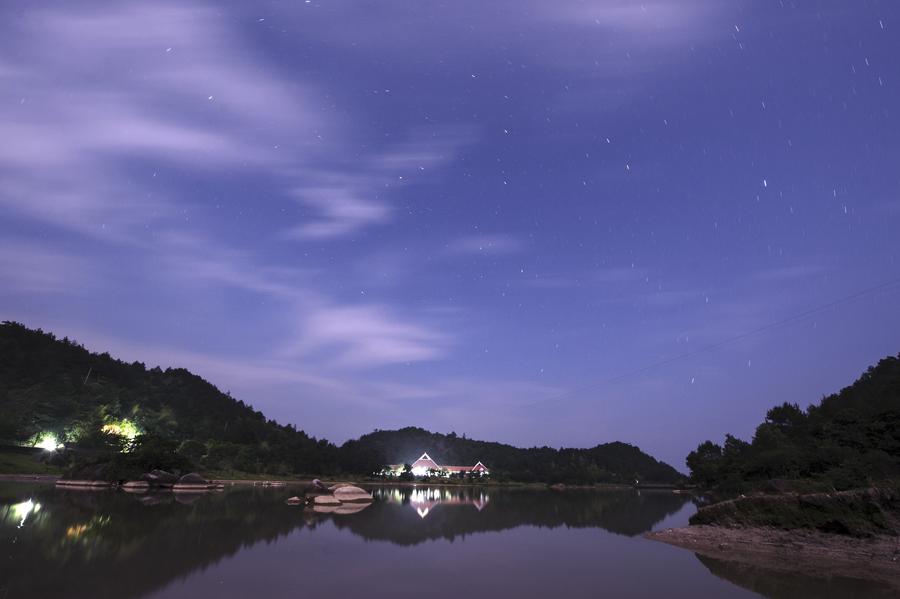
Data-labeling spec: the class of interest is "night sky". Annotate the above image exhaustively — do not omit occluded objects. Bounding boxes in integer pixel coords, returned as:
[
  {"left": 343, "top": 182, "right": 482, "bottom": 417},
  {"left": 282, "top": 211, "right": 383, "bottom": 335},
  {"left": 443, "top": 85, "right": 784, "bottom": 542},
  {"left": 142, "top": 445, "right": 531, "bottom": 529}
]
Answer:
[{"left": 2, "top": 1, "right": 899, "bottom": 468}]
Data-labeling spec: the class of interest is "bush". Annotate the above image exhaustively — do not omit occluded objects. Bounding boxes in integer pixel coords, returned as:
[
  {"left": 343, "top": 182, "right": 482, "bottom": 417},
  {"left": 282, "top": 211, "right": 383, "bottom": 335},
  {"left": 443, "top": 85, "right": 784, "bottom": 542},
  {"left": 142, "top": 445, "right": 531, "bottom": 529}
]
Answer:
[{"left": 177, "top": 439, "right": 207, "bottom": 466}]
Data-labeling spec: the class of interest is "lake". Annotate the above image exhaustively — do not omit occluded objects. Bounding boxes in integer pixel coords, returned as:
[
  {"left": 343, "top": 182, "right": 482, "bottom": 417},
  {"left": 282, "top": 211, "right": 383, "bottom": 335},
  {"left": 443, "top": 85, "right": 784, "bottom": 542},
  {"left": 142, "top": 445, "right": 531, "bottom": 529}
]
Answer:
[{"left": 0, "top": 482, "right": 892, "bottom": 598}]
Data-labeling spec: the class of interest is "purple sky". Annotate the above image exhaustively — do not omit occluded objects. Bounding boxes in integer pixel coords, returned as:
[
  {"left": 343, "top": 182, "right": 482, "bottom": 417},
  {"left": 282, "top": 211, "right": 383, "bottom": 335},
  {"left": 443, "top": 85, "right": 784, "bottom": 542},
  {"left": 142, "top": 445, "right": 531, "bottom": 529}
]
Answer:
[{"left": 2, "top": 1, "right": 899, "bottom": 468}]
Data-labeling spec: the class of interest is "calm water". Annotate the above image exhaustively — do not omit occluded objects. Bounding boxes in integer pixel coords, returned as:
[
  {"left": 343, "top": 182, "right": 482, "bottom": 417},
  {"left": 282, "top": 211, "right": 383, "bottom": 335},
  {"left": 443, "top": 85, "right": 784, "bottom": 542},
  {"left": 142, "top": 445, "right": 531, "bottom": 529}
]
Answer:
[{"left": 0, "top": 482, "right": 892, "bottom": 598}]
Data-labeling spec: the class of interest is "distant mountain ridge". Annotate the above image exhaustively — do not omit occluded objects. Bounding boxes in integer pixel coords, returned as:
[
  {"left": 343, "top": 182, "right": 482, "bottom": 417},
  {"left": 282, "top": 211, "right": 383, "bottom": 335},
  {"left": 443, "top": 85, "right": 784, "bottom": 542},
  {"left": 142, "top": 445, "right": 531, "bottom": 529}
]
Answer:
[
  {"left": 0, "top": 321, "right": 682, "bottom": 483},
  {"left": 342, "top": 427, "right": 683, "bottom": 484}
]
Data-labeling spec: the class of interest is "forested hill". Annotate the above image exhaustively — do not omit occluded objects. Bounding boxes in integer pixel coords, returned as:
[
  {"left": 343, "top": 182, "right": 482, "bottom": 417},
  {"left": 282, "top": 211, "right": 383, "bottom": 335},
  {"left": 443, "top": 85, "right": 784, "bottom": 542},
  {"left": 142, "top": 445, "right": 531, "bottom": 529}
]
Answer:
[
  {"left": 1, "top": 321, "right": 681, "bottom": 483},
  {"left": 687, "top": 353, "right": 900, "bottom": 494},
  {"left": 343, "top": 427, "right": 683, "bottom": 484},
  {"left": 0, "top": 321, "right": 339, "bottom": 474}
]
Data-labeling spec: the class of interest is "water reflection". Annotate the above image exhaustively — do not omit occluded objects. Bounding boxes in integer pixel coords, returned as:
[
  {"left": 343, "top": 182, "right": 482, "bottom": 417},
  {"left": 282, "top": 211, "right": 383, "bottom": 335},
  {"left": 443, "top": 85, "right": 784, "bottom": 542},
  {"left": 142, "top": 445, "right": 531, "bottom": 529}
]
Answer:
[
  {"left": 331, "top": 486, "right": 691, "bottom": 546},
  {"left": 0, "top": 483, "right": 687, "bottom": 598},
  {"left": 8, "top": 483, "right": 888, "bottom": 599},
  {"left": 375, "top": 486, "right": 490, "bottom": 518},
  {"left": 1, "top": 483, "right": 308, "bottom": 599},
  {"left": 697, "top": 554, "right": 900, "bottom": 598},
  {"left": 5, "top": 498, "right": 42, "bottom": 528}
]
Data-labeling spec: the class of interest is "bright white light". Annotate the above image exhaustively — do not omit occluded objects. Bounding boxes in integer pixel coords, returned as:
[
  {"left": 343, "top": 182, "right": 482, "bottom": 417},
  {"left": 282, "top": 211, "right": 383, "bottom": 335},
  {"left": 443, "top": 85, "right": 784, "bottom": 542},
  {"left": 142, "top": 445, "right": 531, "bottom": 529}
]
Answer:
[
  {"left": 11, "top": 499, "right": 40, "bottom": 528},
  {"left": 35, "top": 433, "right": 60, "bottom": 451}
]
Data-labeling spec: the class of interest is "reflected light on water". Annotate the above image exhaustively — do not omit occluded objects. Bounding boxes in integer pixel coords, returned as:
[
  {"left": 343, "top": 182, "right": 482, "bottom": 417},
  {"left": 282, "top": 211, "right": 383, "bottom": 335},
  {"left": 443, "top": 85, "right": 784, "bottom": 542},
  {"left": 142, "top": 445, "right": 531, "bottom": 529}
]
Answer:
[
  {"left": 7, "top": 484, "right": 873, "bottom": 598},
  {"left": 375, "top": 487, "right": 492, "bottom": 518},
  {"left": 9, "top": 498, "right": 41, "bottom": 528}
]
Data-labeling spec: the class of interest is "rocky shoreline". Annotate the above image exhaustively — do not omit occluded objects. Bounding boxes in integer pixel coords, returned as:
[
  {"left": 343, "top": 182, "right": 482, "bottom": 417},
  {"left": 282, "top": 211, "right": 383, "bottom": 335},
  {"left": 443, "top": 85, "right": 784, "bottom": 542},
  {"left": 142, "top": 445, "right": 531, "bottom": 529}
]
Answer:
[
  {"left": 646, "top": 485, "right": 900, "bottom": 589},
  {"left": 646, "top": 524, "right": 900, "bottom": 590}
]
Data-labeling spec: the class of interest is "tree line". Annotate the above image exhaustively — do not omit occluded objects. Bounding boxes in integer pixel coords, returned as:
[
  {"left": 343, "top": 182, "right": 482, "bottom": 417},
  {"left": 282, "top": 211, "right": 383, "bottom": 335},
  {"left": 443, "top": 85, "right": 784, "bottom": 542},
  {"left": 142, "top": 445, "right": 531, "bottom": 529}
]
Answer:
[
  {"left": 0, "top": 321, "right": 681, "bottom": 483},
  {"left": 686, "top": 353, "right": 900, "bottom": 496}
]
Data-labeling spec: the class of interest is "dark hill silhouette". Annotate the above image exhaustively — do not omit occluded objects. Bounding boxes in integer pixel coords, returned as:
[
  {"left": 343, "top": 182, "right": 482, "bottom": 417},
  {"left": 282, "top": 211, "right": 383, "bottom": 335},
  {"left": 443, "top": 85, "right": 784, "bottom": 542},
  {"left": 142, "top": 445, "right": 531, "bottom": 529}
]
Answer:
[
  {"left": 343, "top": 427, "right": 683, "bottom": 484},
  {"left": 1, "top": 321, "right": 680, "bottom": 483},
  {"left": 687, "top": 353, "right": 900, "bottom": 494}
]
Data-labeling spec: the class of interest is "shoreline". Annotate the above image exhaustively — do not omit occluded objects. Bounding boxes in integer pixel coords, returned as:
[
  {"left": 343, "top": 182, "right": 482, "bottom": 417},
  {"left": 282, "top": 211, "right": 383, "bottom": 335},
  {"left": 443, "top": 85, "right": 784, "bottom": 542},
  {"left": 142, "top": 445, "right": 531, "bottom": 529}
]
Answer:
[
  {"left": 646, "top": 524, "right": 900, "bottom": 589},
  {"left": 0, "top": 473, "right": 678, "bottom": 491},
  {"left": 0, "top": 473, "right": 61, "bottom": 483}
]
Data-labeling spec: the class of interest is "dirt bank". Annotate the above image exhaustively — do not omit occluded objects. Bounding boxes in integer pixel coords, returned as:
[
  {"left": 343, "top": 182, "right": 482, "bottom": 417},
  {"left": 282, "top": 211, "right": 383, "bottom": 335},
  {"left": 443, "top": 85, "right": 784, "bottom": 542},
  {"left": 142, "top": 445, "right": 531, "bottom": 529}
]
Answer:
[{"left": 646, "top": 524, "right": 900, "bottom": 590}]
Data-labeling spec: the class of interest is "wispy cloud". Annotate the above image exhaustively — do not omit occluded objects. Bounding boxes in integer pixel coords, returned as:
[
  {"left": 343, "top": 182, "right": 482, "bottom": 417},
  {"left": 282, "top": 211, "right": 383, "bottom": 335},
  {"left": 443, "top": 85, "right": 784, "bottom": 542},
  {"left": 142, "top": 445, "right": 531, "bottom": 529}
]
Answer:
[
  {"left": 288, "top": 177, "right": 391, "bottom": 240},
  {"left": 0, "top": 2, "right": 471, "bottom": 245},
  {"left": 0, "top": 0, "right": 464, "bottom": 375},
  {"left": 151, "top": 232, "right": 449, "bottom": 369},
  {"left": 287, "top": 128, "right": 474, "bottom": 240},
  {"left": 286, "top": 303, "right": 448, "bottom": 368}
]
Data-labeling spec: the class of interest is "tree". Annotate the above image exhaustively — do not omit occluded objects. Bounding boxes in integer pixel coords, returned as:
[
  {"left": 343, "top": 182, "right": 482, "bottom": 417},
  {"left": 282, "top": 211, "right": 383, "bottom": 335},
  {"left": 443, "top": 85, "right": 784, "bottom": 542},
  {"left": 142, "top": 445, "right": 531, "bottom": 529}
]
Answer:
[
  {"left": 686, "top": 441, "right": 723, "bottom": 487},
  {"left": 177, "top": 439, "right": 207, "bottom": 466}
]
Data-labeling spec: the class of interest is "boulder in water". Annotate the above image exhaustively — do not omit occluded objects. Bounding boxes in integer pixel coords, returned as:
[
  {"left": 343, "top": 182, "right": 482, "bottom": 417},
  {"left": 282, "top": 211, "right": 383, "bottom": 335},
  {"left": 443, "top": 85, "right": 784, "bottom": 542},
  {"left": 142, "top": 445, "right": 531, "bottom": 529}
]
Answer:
[
  {"left": 178, "top": 473, "right": 208, "bottom": 485},
  {"left": 334, "top": 503, "right": 371, "bottom": 515},
  {"left": 122, "top": 481, "right": 150, "bottom": 493},
  {"left": 303, "top": 479, "right": 331, "bottom": 496},
  {"left": 312, "top": 494, "right": 341, "bottom": 506},
  {"left": 312, "top": 504, "right": 339, "bottom": 514},
  {"left": 142, "top": 470, "right": 178, "bottom": 486},
  {"left": 285, "top": 496, "right": 303, "bottom": 506},
  {"left": 333, "top": 485, "right": 373, "bottom": 503}
]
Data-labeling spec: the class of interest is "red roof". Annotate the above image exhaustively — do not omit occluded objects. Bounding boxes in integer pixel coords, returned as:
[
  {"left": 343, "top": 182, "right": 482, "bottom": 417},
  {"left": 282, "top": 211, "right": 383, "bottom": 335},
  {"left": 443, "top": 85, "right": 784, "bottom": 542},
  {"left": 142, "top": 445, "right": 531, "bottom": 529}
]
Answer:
[{"left": 404, "top": 452, "right": 489, "bottom": 473}]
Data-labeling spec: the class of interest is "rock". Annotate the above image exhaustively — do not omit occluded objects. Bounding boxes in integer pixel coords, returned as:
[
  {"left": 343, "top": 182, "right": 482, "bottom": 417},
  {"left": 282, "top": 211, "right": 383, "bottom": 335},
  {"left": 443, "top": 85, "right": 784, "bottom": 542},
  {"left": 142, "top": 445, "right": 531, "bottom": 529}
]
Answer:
[
  {"left": 56, "top": 480, "right": 111, "bottom": 489},
  {"left": 172, "top": 484, "right": 211, "bottom": 493},
  {"left": 312, "top": 494, "right": 341, "bottom": 506},
  {"left": 312, "top": 504, "right": 339, "bottom": 514},
  {"left": 333, "top": 485, "right": 373, "bottom": 503},
  {"left": 178, "top": 473, "right": 208, "bottom": 485},
  {"left": 172, "top": 475, "right": 219, "bottom": 493},
  {"left": 303, "top": 479, "right": 331, "bottom": 496},
  {"left": 174, "top": 492, "right": 206, "bottom": 505},
  {"left": 334, "top": 503, "right": 371, "bottom": 515},
  {"left": 285, "top": 496, "right": 303, "bottom": 505},
  {"left": 122, "top": 480, "right": 150, "bottom": 493},
  {"left": 550, "top": 483, "right": 566, "bottom": 491},
  {"left": 142, "top": 470, "right": 178, "bottom": 486},
  {"left": 328, "top": 483, "right": 354, "bottom": 491},
  {"left": 137, "top": 493, "right": 173, "bottom": 506}
]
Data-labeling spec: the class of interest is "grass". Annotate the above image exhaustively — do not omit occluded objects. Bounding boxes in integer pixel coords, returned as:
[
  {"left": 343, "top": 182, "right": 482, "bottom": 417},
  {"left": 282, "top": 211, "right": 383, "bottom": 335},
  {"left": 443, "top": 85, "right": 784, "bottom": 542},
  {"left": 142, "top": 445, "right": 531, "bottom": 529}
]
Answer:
[
  {"left": 690, "top": 481, "right": 900, "bottom": 537},
  {"left": 0, "top": 450, "right": 63, "bottom": 475},
  {"left": 202, "top": 469, "right": 314, "bottom": 482}
]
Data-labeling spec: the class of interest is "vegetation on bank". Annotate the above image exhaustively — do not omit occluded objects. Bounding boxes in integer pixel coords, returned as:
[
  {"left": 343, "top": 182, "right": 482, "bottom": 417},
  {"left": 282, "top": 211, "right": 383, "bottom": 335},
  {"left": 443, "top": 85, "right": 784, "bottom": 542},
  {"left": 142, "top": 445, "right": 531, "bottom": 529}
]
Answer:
[
  {"left": 689, "top": 482, "right": 900, "bottom": 537},
  {"left": 0, "top": 322, "right": 681, "bottom": 484},
  {"left": 685, "top": 353, "right": 900, "bottom": 498},
  {"left": 0, "top": 448, "right": 62, "bottom": 476}
]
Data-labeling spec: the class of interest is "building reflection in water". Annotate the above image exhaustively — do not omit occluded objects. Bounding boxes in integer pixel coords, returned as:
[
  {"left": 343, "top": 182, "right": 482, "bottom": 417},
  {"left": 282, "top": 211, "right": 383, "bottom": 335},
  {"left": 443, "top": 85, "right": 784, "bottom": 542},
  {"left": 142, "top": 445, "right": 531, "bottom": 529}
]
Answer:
[{"left": 372, "top": 486, "right": 490, "bottom": 518}]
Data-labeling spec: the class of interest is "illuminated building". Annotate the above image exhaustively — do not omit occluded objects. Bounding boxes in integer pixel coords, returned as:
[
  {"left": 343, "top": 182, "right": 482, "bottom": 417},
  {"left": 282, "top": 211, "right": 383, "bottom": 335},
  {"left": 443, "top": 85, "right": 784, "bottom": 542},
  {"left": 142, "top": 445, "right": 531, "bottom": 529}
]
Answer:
[{"left": 384, "top": 452, "right": 490, "bottom": 477}]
